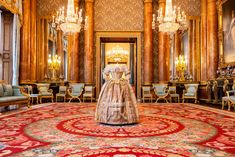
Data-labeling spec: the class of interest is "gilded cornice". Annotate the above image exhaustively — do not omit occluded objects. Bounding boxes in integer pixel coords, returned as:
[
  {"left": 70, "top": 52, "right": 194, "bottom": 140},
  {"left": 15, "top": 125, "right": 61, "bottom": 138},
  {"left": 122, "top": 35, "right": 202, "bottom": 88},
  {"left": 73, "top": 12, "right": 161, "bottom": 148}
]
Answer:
[
  {"left": 0, "top": 0, "right": 19, "bottom": 14},
  {"left": 144, "top": 0, "right": 153, "bottom": 3},
  {"left": 85, "top": 0, "right": 94, "bottom": 3}
]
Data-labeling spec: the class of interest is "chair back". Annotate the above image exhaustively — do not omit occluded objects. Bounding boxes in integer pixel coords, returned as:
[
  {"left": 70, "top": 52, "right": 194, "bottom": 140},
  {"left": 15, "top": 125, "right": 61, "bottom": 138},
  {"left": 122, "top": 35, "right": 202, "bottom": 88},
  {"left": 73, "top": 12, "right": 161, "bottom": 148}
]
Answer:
[
  {"left": 27, "top": 85, "right": 33, "bottom": 94},
  {"left": 84, "top": 86, "right": 93, "bottom": 93},
  {"left": 153, "top": 84, "right": 168, "bottom": 93},
  {"left": 37, "top": 84, "right": 50, "bottom": 94},
  {"left": 185, "top": 84, "right": 198, "bottom": 94},
  {"left": 142, "top": 86, "right": 151, "bottom": 95},
  {"left": 168, "top": 86, "right": 177, "bottom": 94},
  {"left": 70, "top": 83, "right": 84, "bottom": 94},
  {"left": 232, "top": 80, "right": 235, "bottom": 90},
  {"left": 59, "top": 86, "right": 67, "bottom": 94}
]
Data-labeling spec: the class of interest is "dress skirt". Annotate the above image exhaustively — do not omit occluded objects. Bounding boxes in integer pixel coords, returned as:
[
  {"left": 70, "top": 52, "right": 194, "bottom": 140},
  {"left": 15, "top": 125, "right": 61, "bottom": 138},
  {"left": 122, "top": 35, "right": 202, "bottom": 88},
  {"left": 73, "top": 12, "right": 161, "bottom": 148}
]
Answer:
[{"left": 95, "top": 79, "right": 139, "bottom": 125}]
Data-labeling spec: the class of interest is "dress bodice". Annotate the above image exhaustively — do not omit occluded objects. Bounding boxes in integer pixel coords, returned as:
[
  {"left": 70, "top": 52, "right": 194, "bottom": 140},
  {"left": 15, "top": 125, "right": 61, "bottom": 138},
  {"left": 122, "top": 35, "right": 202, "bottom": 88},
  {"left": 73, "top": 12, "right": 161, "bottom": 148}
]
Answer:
[{"left": 111, "top": 71, "right": 124, "bottom": 81}]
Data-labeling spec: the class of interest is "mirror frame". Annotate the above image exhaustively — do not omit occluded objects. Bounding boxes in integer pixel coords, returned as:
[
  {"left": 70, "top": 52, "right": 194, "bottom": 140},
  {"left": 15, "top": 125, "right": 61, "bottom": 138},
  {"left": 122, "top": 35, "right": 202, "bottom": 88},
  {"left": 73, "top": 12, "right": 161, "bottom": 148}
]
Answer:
[{"left": 218, "top": 0, "right": 235, "bottom": 68}]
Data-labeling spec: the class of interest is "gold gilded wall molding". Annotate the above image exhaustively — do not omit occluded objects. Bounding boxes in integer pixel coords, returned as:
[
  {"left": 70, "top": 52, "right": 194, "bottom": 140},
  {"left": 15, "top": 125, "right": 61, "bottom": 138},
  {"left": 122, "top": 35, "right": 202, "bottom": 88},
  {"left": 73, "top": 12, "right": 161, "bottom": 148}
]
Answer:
[
  {"left": 144, "top": 0, "right": 152, "bottom": 3},
  {"left": 217, "top": 0, "right": 224, "bottom": 68},
  {"left": 85, "top": 0, "right": 94, "bottom": 3},
  {"left": 94, "top": 0, "right": 144, "bottom": 31},
  {"left": 0, "top": 0, "right": 22, "bottom": 17},
  {"left": 0, "top": 0, "right": 17, "bottom": 13}
]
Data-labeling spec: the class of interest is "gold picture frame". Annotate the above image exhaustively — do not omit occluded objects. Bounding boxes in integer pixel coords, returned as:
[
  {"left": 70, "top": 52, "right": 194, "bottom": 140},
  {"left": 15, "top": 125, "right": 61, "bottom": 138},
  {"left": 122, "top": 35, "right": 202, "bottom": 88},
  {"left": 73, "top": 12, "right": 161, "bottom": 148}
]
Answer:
[{"left": 218, "top": 0, "right": 235, "bottom": 68}]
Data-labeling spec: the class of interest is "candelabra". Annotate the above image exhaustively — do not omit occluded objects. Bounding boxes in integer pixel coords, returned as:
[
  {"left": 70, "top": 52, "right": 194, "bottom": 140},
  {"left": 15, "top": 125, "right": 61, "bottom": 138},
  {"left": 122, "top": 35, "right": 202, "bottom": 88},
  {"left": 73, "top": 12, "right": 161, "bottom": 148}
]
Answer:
[
  {"left": 48, "top": 54, "right": 61, "bottom": 81},
  {"left": 175, "top": 55, "right": 187, "bottom": 81}
]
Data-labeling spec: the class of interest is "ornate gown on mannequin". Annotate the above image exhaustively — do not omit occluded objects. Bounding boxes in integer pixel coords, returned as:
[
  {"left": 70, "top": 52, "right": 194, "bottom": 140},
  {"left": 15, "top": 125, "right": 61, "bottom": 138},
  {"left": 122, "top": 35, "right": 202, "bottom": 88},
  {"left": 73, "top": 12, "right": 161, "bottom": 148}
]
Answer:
[{"left": 95, "top": 65, "right": 139, "bottom": 125}]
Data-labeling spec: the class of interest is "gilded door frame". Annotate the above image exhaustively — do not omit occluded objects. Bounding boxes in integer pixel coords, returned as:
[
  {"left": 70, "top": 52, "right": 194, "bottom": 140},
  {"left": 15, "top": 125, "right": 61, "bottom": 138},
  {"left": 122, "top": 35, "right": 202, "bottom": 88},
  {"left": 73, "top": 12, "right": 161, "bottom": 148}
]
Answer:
[
  {"left": 218, "top": 0, "right": 235, "bottom": 67},
  {"left": 95, "top": 31, "right": 142, "bottom": 100}
]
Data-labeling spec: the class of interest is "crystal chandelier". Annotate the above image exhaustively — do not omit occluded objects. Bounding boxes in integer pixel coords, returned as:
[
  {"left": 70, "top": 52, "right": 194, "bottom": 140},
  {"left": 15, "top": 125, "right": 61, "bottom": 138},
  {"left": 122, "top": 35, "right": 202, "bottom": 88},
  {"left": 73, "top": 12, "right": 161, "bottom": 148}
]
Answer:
[
  {"left": 107, "top": 45, "right": 129, "bottom": 63},
  {"left": 152, "top": 0, "right": 187, "bottom": 33},
  {"left": 52, "top": 0, "right": 88, "bottom": 33}
]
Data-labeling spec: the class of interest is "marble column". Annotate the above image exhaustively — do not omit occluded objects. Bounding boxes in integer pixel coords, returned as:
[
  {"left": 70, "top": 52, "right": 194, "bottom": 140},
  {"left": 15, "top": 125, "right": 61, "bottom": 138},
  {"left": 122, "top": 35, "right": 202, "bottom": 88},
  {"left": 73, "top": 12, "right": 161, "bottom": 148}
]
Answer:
[
  {"left": 20, "top": 0, "right": 30, "bottom": 83},
  {"left": 57, "top": 30, "right": 64, "bottom": 77},
  {"left": 68, "top": 0, "right": 79, "bottom": 82},
  {"left": 30, "top": 0, "right": 37, "bottom": 82},
  {"left": 207, "top": 0, "right": 218, "bottom": 79},
  {"left": 143, "top": 0, "right": 153, "bottom": 85},
  {"left": 174, "top": 31, "right": 181, "bottom": 57},
  {"left": 158, "top": 0, "right": 170, "bottom": 82},
  {"left": 201, "top": 0, "right": 207, "bottom": 81},
  {"left": 188, "top": 20, "right": 193, "bottom": 76},
  {"left": 174, "top": 31, "right": 181, "bottom": 76},
  {"left": 84, "top": 0, "right": 94, "bottom": 83}
]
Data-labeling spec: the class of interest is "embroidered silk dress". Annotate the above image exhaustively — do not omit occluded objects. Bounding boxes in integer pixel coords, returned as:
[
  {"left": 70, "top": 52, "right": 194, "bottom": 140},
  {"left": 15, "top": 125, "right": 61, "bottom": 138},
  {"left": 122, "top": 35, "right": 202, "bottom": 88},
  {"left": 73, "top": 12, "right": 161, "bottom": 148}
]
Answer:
[{"left": 95, "top": 65, "right": 138, "bottom": 125}]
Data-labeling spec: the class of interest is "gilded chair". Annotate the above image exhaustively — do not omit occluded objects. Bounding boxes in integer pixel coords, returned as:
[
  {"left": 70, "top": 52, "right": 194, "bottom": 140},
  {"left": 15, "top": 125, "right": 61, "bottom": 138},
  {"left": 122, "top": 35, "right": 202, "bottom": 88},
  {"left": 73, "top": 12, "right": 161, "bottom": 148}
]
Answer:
[
  {"left": 56, "top": 86, "right": 67, "bottom": 102},
  {"left": 226, "top": 90, "right": 235, "bottom": 111},
  {"left": 27, "top": 85, "right": 39, "bottom": 104},
  {"left": 37, "top": 84, "right": 54, "bottom": 103},
  {"left": 67, "top": 83, "right": 84, "bottom": 102},
  {"left": 83, "top": 86, "right": 94, "bottom": 102},
  {"left": 222, "top": 82, "right": 235, "bottom": 110},
  {"left": 141, "top": 86, "right": 152, "bottom": 103},
  {"left": 152, "top": 84, "right": 168, "bottom": 103},
  {"left": 182, "top": 84, "right": 199, "bottom": 103},
  {"left": 168, "top": 86, "right": 179, "bottom": 103}
]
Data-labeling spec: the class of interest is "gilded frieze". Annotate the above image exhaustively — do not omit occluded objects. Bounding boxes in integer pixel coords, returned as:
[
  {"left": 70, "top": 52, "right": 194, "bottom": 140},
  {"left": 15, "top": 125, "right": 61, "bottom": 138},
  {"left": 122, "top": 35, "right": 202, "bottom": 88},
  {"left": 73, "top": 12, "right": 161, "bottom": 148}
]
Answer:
[{"left": 0, "top": 0, "right": 22, "bottom": 15}]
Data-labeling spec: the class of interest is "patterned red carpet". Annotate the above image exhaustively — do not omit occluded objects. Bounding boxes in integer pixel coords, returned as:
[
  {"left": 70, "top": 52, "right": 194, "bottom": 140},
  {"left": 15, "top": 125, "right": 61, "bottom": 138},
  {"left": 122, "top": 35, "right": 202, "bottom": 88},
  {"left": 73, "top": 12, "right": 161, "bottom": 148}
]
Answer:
[{"left": 0, "top": 103, "right": 235, "bottom": 157}]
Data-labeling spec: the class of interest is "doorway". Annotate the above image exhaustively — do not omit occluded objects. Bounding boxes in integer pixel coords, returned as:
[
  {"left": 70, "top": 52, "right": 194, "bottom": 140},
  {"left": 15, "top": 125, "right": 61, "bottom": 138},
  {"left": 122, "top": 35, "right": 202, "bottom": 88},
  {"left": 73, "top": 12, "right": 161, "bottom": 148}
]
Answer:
[
  {"left": 96, "top": 32, "right": 142, "bottom": 100},
  {"left": 0, "top": 10, "right": 13, "bottom": 84}
]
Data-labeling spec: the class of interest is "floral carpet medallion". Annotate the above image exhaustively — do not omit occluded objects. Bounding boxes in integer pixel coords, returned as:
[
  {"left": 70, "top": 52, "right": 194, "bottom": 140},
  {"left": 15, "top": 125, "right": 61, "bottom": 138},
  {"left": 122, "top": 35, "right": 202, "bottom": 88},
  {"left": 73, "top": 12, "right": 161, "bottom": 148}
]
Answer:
[{"left": 0, "top": 103, "right": 234, "bottom": 157}]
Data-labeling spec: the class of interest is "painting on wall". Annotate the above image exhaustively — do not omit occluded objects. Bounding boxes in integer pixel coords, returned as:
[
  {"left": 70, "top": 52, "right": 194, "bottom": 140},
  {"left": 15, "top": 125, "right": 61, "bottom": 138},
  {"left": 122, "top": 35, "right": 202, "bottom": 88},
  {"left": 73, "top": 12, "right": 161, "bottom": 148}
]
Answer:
[{"left": 222, "top": 0, "right": 235, "bottom": 64}]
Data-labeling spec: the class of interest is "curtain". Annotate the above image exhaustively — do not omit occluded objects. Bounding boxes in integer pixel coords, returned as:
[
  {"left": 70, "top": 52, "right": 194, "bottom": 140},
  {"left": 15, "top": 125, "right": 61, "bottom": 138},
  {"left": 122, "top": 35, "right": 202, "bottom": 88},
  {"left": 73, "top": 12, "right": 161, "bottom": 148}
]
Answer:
[
  {"left": 12, "top": 0, "right": 22, "bottom": 85},
  {"left": 12, "top": 14, "right": 21, "bottom": 85}
]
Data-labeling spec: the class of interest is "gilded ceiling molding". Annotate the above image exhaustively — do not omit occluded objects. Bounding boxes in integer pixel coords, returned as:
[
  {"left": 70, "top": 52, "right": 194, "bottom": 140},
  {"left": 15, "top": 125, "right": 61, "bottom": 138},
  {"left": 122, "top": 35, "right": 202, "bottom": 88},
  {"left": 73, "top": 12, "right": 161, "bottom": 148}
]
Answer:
[
  {"left": 85, "top": 0, "right": 94, "bottom": 3},
  {"left": 144, "top": 0, "right": 153, "bottom": 3},
  {"left": 0, "top": 0, "right": 19, "bottom": 14}
]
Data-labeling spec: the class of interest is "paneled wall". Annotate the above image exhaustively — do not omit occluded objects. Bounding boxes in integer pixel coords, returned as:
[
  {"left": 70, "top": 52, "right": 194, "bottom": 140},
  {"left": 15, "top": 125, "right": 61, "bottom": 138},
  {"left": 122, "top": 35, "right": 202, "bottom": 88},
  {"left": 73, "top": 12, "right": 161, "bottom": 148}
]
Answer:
[{"left": 0, "top": 12, "right": 13, "bottom": 84}]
